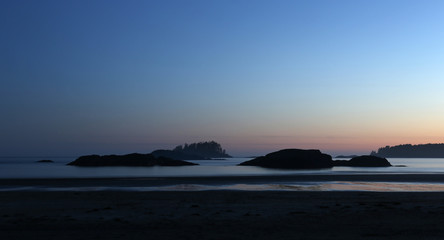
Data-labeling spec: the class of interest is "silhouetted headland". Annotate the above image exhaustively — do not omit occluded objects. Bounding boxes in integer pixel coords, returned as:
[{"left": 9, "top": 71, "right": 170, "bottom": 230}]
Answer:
[
  {"left": 371, "top": 143, "right": 444, "bottom": 158},
  {"left": 151, "top": 141, "right": 231, "bottom": 160},
  {"left": 333, "top": 155, "right": 392, "bottom": 167},
  {"left": 239, "top": 149, "right": 392, "bottom": 169},
  {"left": 67, "top": 153, "right": 198, "bottom": 167}
]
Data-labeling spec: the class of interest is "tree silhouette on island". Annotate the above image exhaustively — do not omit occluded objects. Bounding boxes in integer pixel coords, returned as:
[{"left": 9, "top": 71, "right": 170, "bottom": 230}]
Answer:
[
  {"left": 152, "top": 141, "right": 232, "bottom": 160},
  {"left": 173, "top": 141, "right": 232, "bottom": 158}
]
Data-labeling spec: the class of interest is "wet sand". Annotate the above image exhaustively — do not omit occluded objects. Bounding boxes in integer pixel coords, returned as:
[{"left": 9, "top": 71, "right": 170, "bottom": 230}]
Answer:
[
  {"left": 3, "top": 173, "right": 444, "bottom": 188},
  {"left": 2, "top": 190, "right": 444, "bottom": 239}
]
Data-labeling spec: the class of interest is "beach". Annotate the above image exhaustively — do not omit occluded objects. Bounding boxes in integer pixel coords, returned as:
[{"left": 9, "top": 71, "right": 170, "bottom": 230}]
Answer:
[
  {"left": 4, "top": 173, "right": 444, "bottom": 187},
  {"left": 2, "top": 175, "right": 444, "bottom": 239}
]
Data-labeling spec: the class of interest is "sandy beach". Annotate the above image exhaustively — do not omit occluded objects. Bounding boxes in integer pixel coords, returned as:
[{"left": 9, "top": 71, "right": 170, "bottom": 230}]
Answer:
[
  {"left": 2, "top": 175, "right": 444, "bottom": 239},
  {"left": 1, "top": 191, "right": 444, "bottom": 239}
]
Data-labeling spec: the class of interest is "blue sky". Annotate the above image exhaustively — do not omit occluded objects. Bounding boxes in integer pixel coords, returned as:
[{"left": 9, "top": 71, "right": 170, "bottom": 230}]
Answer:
[{"left": 1, "top": 0, "right": 444, "bottom": 156}]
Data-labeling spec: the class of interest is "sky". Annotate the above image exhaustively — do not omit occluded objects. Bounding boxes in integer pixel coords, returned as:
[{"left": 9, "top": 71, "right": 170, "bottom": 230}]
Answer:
[{"left": 1, "top": 0, "right": 444, "bottom": 157}]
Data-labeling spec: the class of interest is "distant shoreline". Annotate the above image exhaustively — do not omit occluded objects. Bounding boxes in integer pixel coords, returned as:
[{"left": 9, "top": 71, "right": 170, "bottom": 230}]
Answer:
[{"left": 372, "top": 143, "right": 444, "bottom": 158}]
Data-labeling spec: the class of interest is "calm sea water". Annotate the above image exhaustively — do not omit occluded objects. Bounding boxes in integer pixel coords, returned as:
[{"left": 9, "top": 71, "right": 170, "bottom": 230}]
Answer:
[
  {"left": 3, "top": 157, "right": 444, "bottom": 191},
  {"left": 1, "top": 157, "right": 444, "bottom": 179}
]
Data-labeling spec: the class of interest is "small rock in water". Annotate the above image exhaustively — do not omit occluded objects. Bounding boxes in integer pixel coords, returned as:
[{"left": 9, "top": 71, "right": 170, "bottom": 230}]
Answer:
[{"left": 36, "top": 160, "right": 54, "bottom": 163}]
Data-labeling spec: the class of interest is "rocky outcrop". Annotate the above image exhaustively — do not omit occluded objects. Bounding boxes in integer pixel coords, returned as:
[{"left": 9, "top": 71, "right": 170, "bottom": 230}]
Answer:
[
  {"left": 335, "top": 155, "right": 358, "bottom": 159},
  {"left": 334, "top": 155, "right": 391, "bottom": 167},
  {"left": 151, "top": 150, "right": 210, "bottom": 160},
  {"left": 67, "top": 153, "right": 198, "bottom": 167},
  {"left": 238, "top": 149, "right": 333, "bottom": 169},
  {"left": 36, "top": 160, "right": 54, "bottom": 163}
]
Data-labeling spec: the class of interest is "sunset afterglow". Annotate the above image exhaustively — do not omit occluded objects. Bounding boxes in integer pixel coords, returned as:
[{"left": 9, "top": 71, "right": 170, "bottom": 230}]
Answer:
[{"left": 2, "top": 0, "right": 444, "bottom": 157}]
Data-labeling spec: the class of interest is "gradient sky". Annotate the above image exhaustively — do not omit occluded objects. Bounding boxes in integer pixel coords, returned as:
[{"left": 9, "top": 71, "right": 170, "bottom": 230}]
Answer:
[{"left": 2, "top": 0, "right": 444, "bottom": 157}]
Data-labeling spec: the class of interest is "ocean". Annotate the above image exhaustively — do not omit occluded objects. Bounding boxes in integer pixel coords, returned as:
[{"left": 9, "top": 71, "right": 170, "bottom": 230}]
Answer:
[
  {"left": 2, "top": 157, "right": 444, "bottom": 191},
  {"left": 1, "top": 157, "right": 444, "bottom": 179}
]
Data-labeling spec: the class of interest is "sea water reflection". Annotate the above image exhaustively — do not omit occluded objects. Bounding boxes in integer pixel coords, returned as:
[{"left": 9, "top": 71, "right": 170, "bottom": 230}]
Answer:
[
  {"left": 4, "top": 182, "right": 444, "bottom": 192},
  {"left": 2, "top": 157, "right": 444, "bottom": 179},
  {"left": 156, "top": 181, "right": 444, "bottom": 192}
]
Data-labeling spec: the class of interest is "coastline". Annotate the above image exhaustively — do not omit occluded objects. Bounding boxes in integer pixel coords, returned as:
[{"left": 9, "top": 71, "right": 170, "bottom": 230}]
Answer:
[{"left": 2, "top": 190, "right": 444, "bottom": 239}]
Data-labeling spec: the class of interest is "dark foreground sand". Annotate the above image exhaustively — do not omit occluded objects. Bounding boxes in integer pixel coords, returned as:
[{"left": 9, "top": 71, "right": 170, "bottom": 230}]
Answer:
[{"left": 2, "top": 190, "right": 444, "bottom": 240}]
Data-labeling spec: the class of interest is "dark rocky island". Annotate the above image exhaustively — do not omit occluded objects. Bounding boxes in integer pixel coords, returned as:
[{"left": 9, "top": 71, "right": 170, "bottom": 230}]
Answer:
[
  {"left": 335, "top": 155, "right": 358, "bottom": 159},
  {"left": 152, "top": 141, "right": 231, "bottom": 160},
  {"left": 239, "top": 150, "right": 392, "bottom": 169},
  {"left": 334, "top": 155, "right": 392, "bottom": 167},
  {"left": 36, "top": 159, "right": 54, "bottom": 163},
  {"left": 371, "top": 143, "right": 444, "bottom": 158},
  {"left": 67, "top": 153, "right": 198, "bottom": 167},
  {"left": 151, "top": 150, "right": 210, "bottom": 160},
  {"left": 239, "top": 149, "right": 333, "bottom": 169}
]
